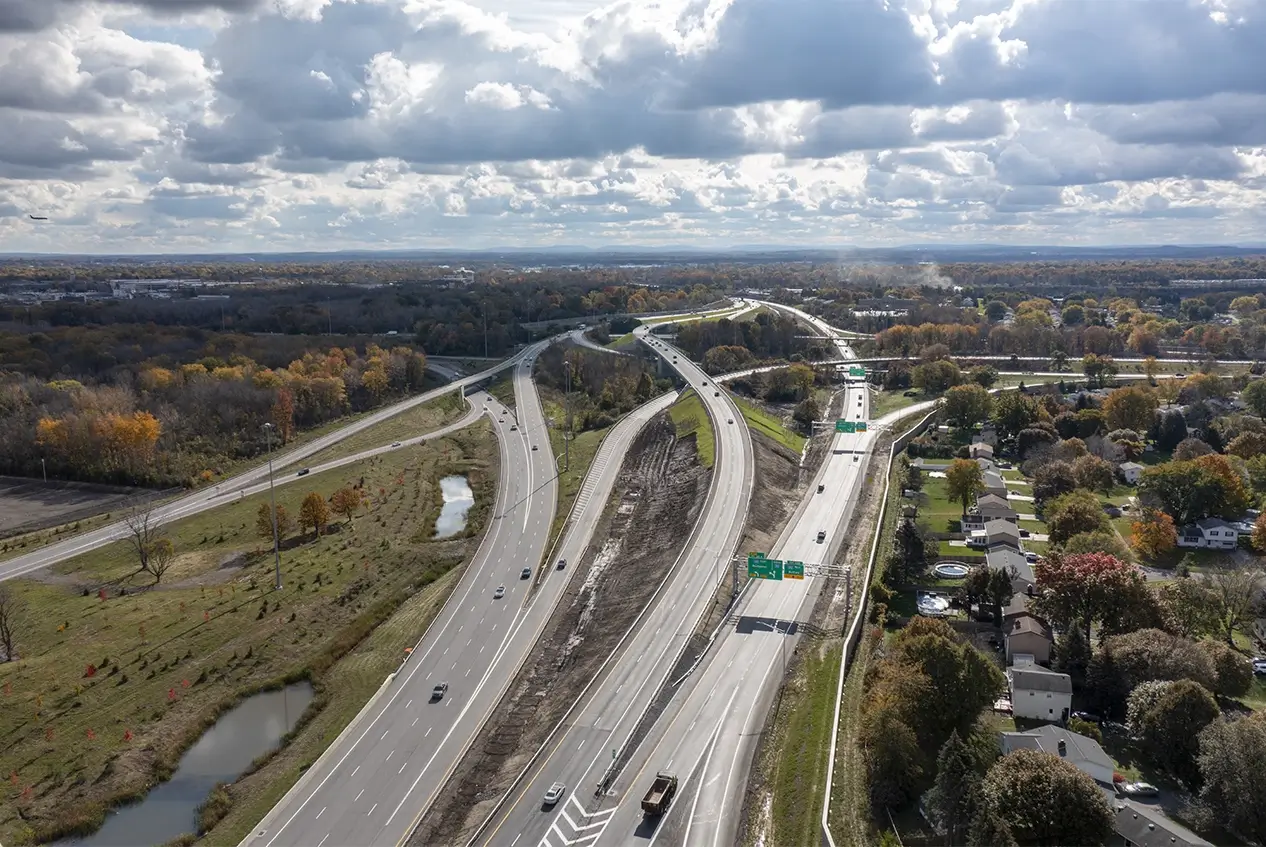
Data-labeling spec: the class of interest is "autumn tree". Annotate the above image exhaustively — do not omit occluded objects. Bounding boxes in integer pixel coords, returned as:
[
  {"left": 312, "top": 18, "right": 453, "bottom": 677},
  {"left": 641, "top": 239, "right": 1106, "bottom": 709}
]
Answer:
[
  {"left": 944, "top": 384, "right": 993, "bottom": 430},
  {"left": 1082, "top": 353, "right": 1119, "bottom": 388},
  {"left": 256, "top": 503, "right": 293, "bottom": 543},
  {"left": 1207, "top": 569, "right": 1265, "bottom": 646},
  {"left": 992, "top": 391, "right": 1040, "bottom": 443},
  {"left": 299, "top": 491, "right": 330, "bottom": 537},
  {"left": 1241, "top": 379, "right": 1266, "bottom": 418},
  {"left": 946, "top": 458, "right": 985, "bottom": 515},
  {"left": 1071, "top": 454, "right": 1115, "bottom": 492},
  {"left": 912, "top": 360, "right": 962, "bottom": 394},
  {"left": 1197, "top": 713, "right": 1266, "bottom": 845},
  {"left": 1152, "top": 408, "right": 1188, "bottom": 451},
  {"left": 1229, "top": 431, "right": 1266, "bottom": 459},
  {"left": 0, "top": 585, "right": 24, "bottom": 662},
  {"left": 147, "top": 537, "right": 176, "bottom": 584},
  {"left": 977, "top": 749, "right": 1114, "bottom": 846},
  {"left": 1140, "top": 454, "right": 1251, "bottom": 525},
  {"left": 1044, "top": 490, "right": 1110, "bottom": 546},
  {"left": 270, "top": 386, "right": 296, "bottom": 443},
  {"left": 1032, "top": 552, "right": 1146, "bottom": 642},
  {"left": 122, "top": 501, "right": 166, "bottom": 579},
  {"left": 1139, "top": 679, "right": 1221, "bottom": 787},
  {"left": 1131, "top": 509, "right": 1177, "bottom": 559},
  {"left": 1160, "top": 576, "right": 1219, "bottom": 639},
  {"left": 330, "top": 486, "right": 364, "bottom": 528},
  {"left": 1103, "top": 386, "right": 1158, "bottom": 433}
]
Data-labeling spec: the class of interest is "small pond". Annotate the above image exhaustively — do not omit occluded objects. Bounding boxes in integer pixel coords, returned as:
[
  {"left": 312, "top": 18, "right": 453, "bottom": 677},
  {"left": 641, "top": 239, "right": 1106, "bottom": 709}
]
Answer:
[
  {"left": 57, "top": 682, "right": 314, "bottom": 847},
  {"left": 933, "top": 562, "right": 970, "bottom": 579},
  {"left": 435, "top": 475, "right": 474, "bottom": 539}
]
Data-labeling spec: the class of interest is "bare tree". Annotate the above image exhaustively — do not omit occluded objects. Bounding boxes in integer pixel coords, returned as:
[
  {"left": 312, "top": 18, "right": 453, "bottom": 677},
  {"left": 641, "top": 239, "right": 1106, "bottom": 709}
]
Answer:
[
  {"left": 123, "top": 501, "right": 161, "bottom": 576},
  {"left": 148, "top": 538, "right": 176, "bottom": 584},
  {"left": 0, "top": 585, "right": 24, "bottom": 662},
  {"left": 123, "top": 500, "right": 174, "bottom": 583}
]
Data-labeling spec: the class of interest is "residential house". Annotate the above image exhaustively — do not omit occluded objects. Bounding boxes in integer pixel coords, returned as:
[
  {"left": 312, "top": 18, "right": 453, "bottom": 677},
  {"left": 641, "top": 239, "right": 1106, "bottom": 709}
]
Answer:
[
  {"left": 974, "top": 423, "right": 998, "bottom": 447},
  {"left": 1119, "top": 461, "right": 1145, "bottom": 485},
  {"left": 1113, "top": 801, "right": 1214, "bottom": 847},
  {"left": 1002, "top": 588, "right": 1037, "bottom": 627},
  {"left": 961, "top": 493, "right": 1018, "bottom": 532},
  {"left": 1008, "top": 665, "right": 1072, "bottom": 722},
  {"left": 1176, "top": 518, "right": 1239, "bottom": 550},
  {"left": 969, "top": 442, "right": 995, "bottom": 460},
  {"left": 977, "top": 461, "right": 1009, "bottom": 499},
  {"left": 987, "top": 543, "right": 1035, "bottom": 592},
  {"left": 1000, "top": 725, "right": 1114, "bottom": 785},
  {"left": 1006, "top": 613, "right": 1053, "bottom": 665},
  {"left": 970, "top": 518, "right": 1022, "bottom": 550}
]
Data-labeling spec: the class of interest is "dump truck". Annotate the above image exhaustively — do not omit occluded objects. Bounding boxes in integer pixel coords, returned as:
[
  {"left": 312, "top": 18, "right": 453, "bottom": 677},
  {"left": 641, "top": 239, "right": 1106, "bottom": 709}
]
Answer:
[{"left": 641, "top": 771, "right": 678, "bottom": 817}]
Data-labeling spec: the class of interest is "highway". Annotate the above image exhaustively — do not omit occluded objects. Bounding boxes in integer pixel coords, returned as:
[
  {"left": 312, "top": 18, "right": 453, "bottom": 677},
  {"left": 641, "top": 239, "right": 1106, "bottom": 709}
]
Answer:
[
  {"left": 0, "top": 350, "right": 542, "bottom": 583},
  {"left": 477, "top": 319, "right": 756, "bottom": 847},
  {"left": 247, "top": 301, "right": 741, "bottom": 847}
]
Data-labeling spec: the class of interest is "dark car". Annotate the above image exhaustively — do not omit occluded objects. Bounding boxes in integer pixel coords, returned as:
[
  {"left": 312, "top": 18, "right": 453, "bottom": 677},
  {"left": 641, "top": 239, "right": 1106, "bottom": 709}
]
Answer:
[
  {"left": 557, "top": 559, "right": 566, "bottom": 570},
  {"left": 431, "top": 681, "right": 448, "bottom": 701},
  {"left": 296, "top": 468, "right": 310, "bottom": 476},
  {"left": 520, "top": 567, "right": 532, "bottom": 579}
]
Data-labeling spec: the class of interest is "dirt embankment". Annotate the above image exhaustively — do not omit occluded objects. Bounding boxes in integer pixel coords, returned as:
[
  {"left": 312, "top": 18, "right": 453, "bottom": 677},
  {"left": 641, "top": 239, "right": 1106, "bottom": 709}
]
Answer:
[{"left": 410, "top": 412, "right": 709, "bottom": 846}]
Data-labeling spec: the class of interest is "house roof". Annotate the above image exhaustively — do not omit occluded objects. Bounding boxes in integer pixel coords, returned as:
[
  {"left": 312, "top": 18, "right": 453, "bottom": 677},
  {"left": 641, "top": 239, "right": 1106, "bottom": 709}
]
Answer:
[
  {"left": 983, "top": 470, "right": 1007, "bottom": 490},
  {"left": 1008, "top": 613, "right": 1053, "bottom": 641},
  {"left": 975, "top": 493, "right": 1014, "bottom": 512},
  {"left": 1120, "top": 461, "right": 1145, "bottom": 471},
  {"left": 987, "top": 544, "right": 1033, "bottom": 584},
  {"left": 1196, "top": 517, "right": 1235, "bottom": 532},
  {"left": 1002, "top": 591, "right": 1031, "bottom": 619},
  {"left": 1113, "top": 801, "right": 1214, "bottom": 846},
  {"left": 1009, "top": 665, "right": 1073, "bottom": 694},
  {"left": 1001, "top": 725, "right": 1114, "bottom": 776},
  {"left": 985, "top": 518, "right": 1020, "bottom": 537}
]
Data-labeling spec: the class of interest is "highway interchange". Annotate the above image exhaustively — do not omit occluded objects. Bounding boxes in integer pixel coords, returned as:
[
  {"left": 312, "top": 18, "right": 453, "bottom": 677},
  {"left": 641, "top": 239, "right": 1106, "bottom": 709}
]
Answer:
[{"left": 8, "top": 298, "right": 905, "bottom": 847}]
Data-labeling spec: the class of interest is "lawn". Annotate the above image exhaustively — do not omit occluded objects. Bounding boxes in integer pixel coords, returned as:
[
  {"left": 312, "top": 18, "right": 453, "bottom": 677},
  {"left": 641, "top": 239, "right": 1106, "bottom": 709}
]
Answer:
[
  {"left": 915, "top": 477, "right": 967, "bottom": 534},
  {"left": 540, "top": 395, "right": 613, "bottom": 555},
  {"left": 605, "top": 332, "right": 637, "bottom": 351},
  {"left": 669, "top": 389, "right": 716, "bottom": 468},
  {"left": 487, "top": 372, "right": 516, "bottom": 410},
  {"left": 732, "top": 395, "right": 807, "bottom": 455},
  {"left": 763, "top": 643, "right": 842, "bottom": 847},
  {"left": 1102, "top": 485, "right": 1137, "bottom": 507},
  {"left": 869, "top": 388, "right": 923, "bottom": 420},
  {"left": 299, "top": 389, "right": 468, "bottom": 467},
  {"left": 0, "top": 425, "right": 497, "bottom": 845}
]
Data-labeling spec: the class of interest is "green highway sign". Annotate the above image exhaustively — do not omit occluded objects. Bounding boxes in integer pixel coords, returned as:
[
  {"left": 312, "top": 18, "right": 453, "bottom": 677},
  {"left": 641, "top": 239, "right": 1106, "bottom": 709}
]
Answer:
[
  {"left": 835, "top": 420, "right": 847, "bottom": 432},
  {"left": 857, "top": 422, "right": 868, "bottom": 432},
  {"left": 835, "top": 420, "right": 857, "bottom": 433},
  {"left": 747, "top": 553, "right": 784, "bottom": 581},
  {"left": 784, "top": 560, "right": 805, "bottom": 580},
  {"left": 849, "top": 366, "right": 865, "bottom": 377}
]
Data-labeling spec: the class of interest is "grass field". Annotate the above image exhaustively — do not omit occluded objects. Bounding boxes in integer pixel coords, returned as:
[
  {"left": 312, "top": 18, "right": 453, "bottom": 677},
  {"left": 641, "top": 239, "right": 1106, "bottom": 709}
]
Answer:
[
  {"left": 669, "top": 389, "right": 716, "bottom": 467},
  {"left": 0, "top": 424, "right": 496, "bottom": 845},
  {"left": 732, "top": 396, "right": 806, "bottom": 454},
  {"left": 827, "top": 633, "right": 877, "bottom": 847},
  {"left": 487, "top": 372, "right": 516, "bottom": 410},
  {"left": 915, "top": 477, "right": 966, "bottom": 534},
  {"left": 540, "top": 394, "right": 613, "bottom": 556},
  {"left": 299, "top": 389, "right": 469, "bottom": 467},
  {"left": 869, "top": 388, "right": 924, "bottom": 420},
  {"left": 763, "top": 643, "right": 841, "bottom": 846},
  {"left": 0, "top": 512, "right": 116, "bottom": 562}
]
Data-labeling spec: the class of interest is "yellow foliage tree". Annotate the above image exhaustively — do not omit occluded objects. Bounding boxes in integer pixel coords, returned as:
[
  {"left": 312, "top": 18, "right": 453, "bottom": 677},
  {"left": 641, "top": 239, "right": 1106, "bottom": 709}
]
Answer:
[
  {"left": 299, "top": 492, "right": 330, "bottom": 538},
  {"left": 1131, "top": 510, "right": 1177, "bottom": 559}
]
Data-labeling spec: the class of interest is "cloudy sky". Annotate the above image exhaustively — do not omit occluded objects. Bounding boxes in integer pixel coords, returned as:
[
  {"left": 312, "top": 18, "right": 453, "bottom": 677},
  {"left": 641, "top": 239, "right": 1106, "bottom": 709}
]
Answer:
[{"left": 1, "top": 0, "right": 1264, "bottom": 253}]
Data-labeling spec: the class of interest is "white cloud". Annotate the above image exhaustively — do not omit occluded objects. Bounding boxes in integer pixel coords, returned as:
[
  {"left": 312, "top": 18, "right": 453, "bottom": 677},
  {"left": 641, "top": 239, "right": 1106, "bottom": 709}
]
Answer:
[{"left": 1, "top": 0, "right": 1265, "bottom": 251}]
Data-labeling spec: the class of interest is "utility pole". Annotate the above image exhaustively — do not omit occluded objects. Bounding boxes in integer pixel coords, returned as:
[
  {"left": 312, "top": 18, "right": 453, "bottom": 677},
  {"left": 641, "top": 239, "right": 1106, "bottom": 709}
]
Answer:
[
  {"left": 262, "top": 423, "right": 282, "bottom": 590},
  {"left": 40, "top": 457, "right": 46, "bottom": 483},
  {"left": 563, "top": 359, "right": 572, "bottom": 472}
]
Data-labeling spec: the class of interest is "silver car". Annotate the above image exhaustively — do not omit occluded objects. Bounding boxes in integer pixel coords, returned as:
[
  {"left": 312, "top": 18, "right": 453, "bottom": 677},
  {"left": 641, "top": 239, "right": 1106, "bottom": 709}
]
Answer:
[{"left": 543, "top": 782, "right": 566, "bottom": 806}]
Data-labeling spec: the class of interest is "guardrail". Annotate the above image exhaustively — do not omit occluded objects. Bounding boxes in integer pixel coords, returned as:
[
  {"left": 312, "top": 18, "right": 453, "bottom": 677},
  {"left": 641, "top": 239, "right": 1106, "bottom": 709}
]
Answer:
[{"left": 820, "top": 406, "right": 939, "bottom": 847}]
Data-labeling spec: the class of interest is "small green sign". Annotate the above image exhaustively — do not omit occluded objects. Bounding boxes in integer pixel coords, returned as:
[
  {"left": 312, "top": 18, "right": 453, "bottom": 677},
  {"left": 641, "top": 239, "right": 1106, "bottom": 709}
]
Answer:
[
  {"left": 784, "top": 560, "right": 805, "bottom": 580},
  {"left": 857, "top": 422, "right": 868, "bottom": 432},
  {"left": 747, "top": 554, "right": 784, "bottom": 581},
  {"left": 836, "top": 420, "right": 856, "bottom": 433},
  {"left": 849, "top": 366, "right": 865, "bottom": 377}
]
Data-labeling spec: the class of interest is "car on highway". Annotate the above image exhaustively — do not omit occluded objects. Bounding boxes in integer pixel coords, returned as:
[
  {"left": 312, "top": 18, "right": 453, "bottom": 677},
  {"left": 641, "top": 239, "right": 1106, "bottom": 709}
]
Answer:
[
  {"left": 431, "top": 681, "right": 448, "bottom": 701},
  {"left": 520, "top": 567, "right": 532, "bottom": 579},
  {"left": 510, "top": 424, "right": 518, "bottom": 431},
  {"left": 296, "top": 468, "right": 310, "bottom": 476},
  {"left": 816, "top": 530, "right": 826, "bottom": 543},
  {"left": 543, "top": 782, "right": 566, "bottom": 807},
  {"left": 817, "top": 484, "right": 825, "bottom": 493},
  {"left": 714, "top": 391, "right": 720, "bottom": 397},
  {"left": 532, "top": 444, "right": 538, "bottom": 451},
  {"left": 557, "top": 558, "right": 566, "bottom": 570},
  {"left": 493, "top": 585, "right": 506, "bottom": 599},
  {"left": 391, "top": 441, "right": 402, "bottom": 447},
  {"left": 728, "top": 418, "right": 734, "bottom": 424}
]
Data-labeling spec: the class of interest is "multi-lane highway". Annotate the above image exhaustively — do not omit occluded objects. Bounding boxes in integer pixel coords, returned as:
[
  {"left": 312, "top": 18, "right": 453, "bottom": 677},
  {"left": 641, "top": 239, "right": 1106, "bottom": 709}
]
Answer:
[
  {"left": 246, "top": 343, "right": 561, "bottom": 847},
  {"left": 610, "top": 380, "right": 872, "bottom": 847},
  {"left": 0, "top": 350, "right": 546, "bottom": 583},
  {"left": 478, "top": 321, "right": 756, "bottom": 847}
]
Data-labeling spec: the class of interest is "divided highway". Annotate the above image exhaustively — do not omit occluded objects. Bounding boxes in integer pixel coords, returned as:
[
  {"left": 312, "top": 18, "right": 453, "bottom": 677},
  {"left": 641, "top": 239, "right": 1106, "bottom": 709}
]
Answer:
[{"left": 478, "top": 321, "right": 756, "bottom": 847}]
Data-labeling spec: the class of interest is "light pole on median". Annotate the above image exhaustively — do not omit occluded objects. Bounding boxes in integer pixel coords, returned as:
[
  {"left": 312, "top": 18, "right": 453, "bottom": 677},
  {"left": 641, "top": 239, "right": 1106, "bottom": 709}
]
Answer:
[
  {"left": 262, "top": 423, "right": 283, "bottom": 590},
  {"left": 563, "top": 359, "right": 572, "bottom": 472}
]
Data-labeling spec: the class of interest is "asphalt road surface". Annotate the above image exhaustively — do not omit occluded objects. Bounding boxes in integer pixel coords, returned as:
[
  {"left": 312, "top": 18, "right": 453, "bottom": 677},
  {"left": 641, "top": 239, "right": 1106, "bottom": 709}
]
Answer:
[
  {"left": 245, "top": 343, "right": 562, "bottom": 847},
  {"left": 478, "top": 321, "right": 756, "bottom": 847},
  {"left": 0, "top": 350, "right": 541, "bottom": 583}
]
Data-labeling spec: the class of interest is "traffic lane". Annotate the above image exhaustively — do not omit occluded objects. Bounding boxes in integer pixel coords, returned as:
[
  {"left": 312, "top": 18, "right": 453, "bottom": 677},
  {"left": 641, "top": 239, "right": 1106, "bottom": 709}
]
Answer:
[
  {"left": 486, "top": 376, "right": 751, "bottom": 843},
  {"left": 257, "top": 391, "right": 541, "bottom": 847}
]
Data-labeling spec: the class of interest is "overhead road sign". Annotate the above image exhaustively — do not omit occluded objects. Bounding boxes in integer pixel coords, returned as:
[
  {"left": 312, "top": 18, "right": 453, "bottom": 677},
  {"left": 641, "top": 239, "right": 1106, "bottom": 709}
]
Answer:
[
  {"left": 784, "top": 560, "right": 804, "bottom": 580},
  {"left": 747, "top": 553, "right": 783, "bottom": 581},
  {"left": 857, "top": 422, "right": 868, "bottom": 432},
  {"left": 835, "top": 420, "right": 856, "bottom": 433}
]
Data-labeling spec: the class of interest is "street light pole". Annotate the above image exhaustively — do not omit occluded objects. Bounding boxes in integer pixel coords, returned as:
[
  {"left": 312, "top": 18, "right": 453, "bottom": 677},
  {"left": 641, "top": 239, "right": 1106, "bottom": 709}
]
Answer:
[
  {"left": 563, "top": 359, "right": 572, "bottom": 472},
  {"left": 40, "top": 457, "right": 46, "bottom": 483},
  {"left": 263, "top": 423, "right": 282, "bottom": 590}
]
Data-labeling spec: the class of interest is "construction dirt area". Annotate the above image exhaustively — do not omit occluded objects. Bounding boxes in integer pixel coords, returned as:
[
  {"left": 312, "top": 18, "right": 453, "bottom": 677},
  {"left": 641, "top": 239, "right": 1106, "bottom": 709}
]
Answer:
[
  {"left": 737, "top": 421, "right": 908, "bottom": 847},
  {"left": 409, "top": 411, "right": 710, "bottom": 846}
]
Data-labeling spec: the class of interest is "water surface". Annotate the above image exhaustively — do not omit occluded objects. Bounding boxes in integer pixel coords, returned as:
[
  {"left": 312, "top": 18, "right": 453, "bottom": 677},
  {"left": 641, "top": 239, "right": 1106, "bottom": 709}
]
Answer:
[{"left": 435, "top": 475, "right": 474, "bottom": 539}]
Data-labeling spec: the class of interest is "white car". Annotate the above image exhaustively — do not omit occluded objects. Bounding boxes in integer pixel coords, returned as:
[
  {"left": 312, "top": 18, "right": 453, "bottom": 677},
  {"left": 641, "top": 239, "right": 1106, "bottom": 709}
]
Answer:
[
  {"left": 493, "top": 585, "right": 506, "bottom": 599},
  {"left": 543, "top": 782, "right": 566, "bottom": 806},
  {"left": 391, "top": 441, "right": 402, "bottom": 447}
]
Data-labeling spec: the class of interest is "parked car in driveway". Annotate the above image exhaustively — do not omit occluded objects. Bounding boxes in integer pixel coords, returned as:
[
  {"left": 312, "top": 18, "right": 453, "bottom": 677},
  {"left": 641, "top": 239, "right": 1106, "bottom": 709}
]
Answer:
[{"left": 1120, "top": 782, "right": 1159, "bottom": 797}]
